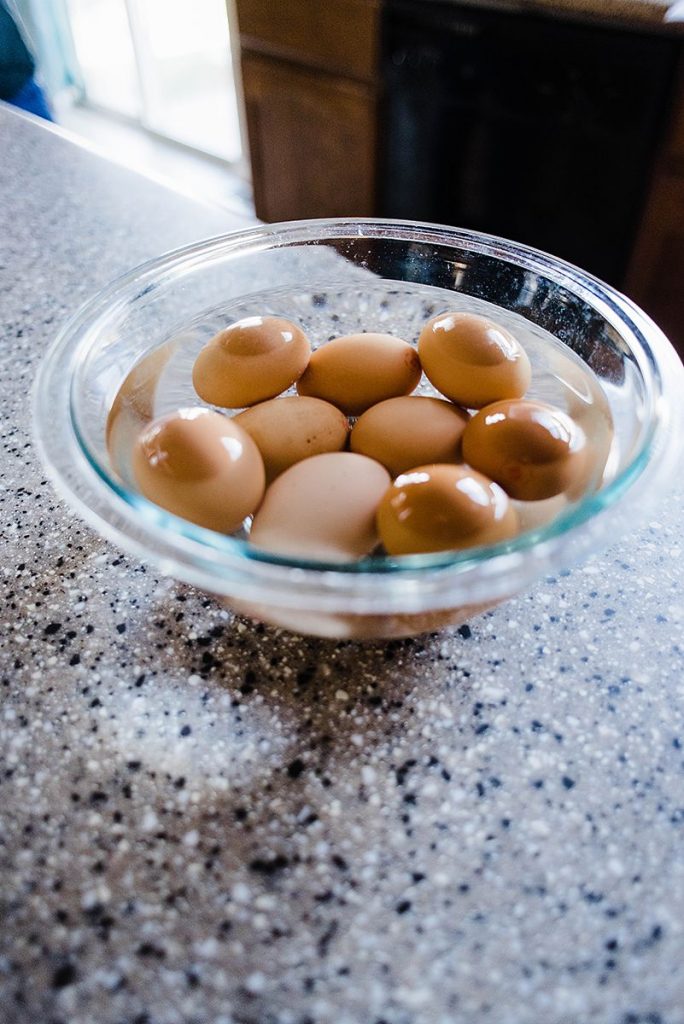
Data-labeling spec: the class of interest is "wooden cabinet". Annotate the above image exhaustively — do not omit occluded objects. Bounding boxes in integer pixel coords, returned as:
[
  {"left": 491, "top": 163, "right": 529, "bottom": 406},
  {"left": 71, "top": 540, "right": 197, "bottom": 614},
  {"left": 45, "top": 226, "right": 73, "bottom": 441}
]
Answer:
[
  {"left": 241, "top": 53, "right": 377, "bottom": 221},
  {"left": 624, "top": 56, "right": 684, "bottom": 359},
  {"left": 235, "top": 0, "right": 381, "bottom": 223},
  {"left": 236, "top": 0, "right": 380, "bottom": 80},
  {"left": 626, "top": 174, "right": 684, "bottom": 357}
]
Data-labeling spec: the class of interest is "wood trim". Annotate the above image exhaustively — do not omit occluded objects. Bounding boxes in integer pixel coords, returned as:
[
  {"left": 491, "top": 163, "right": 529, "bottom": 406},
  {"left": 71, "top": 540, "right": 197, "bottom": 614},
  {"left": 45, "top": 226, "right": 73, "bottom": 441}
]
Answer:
[{"left": 236, "top": 0, "right": 381, "bottom": 83}]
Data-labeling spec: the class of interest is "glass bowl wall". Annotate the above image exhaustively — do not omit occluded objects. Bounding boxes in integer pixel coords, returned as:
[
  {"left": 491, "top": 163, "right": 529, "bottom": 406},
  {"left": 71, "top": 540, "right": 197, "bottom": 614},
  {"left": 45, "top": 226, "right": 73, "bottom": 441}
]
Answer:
[{"left": 34, "top": 220, "right": 684, "bottom": 638}]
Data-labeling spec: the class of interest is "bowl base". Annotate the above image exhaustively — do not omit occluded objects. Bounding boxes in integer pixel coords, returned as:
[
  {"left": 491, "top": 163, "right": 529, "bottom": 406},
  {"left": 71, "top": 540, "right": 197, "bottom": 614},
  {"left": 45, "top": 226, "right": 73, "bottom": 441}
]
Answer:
[{"left": 227, "top": 597, "right": 502, "bottom": 639}]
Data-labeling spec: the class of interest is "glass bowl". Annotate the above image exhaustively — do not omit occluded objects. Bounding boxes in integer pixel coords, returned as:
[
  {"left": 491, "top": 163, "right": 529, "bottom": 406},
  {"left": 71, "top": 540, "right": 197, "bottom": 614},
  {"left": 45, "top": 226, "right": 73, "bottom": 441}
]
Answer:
[{"left": 34, "top": 218, "right": 684, "bottom": 639}]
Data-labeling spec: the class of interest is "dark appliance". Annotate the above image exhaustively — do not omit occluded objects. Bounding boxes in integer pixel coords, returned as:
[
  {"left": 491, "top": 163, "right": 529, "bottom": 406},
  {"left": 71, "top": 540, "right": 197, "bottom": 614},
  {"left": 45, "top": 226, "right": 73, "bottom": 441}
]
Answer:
[{"left": 380, "top": 0, "right": 680, "bottom": 285}]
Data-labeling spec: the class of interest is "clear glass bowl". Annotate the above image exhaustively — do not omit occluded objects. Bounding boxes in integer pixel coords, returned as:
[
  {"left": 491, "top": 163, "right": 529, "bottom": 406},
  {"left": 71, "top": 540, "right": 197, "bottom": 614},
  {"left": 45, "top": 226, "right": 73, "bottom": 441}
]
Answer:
[{"left": 34, "top": 219, "right": 684, "bottom": 638}]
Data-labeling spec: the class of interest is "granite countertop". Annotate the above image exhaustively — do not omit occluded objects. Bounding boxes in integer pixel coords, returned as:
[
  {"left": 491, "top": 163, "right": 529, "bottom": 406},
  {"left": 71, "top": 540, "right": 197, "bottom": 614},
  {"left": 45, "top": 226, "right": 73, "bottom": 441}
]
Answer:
[{"left": 1, "top": 104, "right": 683, "bottom": 1024}]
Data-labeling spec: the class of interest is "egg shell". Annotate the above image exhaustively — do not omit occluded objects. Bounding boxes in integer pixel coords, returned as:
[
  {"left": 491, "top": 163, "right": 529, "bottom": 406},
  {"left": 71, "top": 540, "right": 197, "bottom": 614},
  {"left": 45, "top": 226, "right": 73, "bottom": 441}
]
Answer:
[
  {"left": 296, "top": 332, "right": 422, "bottom": 416},
  {"left": 376, "top": 463, "right": 519, "bottom": 556},
  {"left": 462, "top": 399, "right": 588, "bottom": 501},
  {"left": 234, "top": 396, "right": 349, "bottom": 483},
  {"left": 192, "top": 315, "right": 311, "bottom": 408},
  {"left": 249, "top": 451, "right": 391, "bottom": 562},
  {"left": 418, "top": 312, "right": 531, "bottom": 408},
  {"left": 351, "top": 396, "right": 469, "bottom": 477},
  {"left": 132, "top": 407, "right": 265, "bottom": 533},
  {"left": 544, "top": 350, "right": 614, "bottom": 499}
]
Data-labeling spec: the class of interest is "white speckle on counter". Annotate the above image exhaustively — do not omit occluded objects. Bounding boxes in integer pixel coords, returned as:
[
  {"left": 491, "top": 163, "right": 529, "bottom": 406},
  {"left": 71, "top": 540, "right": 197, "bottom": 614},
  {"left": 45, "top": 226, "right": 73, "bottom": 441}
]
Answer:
[{"left": 244, "top": 970, "right": 267, "bottom": 994}]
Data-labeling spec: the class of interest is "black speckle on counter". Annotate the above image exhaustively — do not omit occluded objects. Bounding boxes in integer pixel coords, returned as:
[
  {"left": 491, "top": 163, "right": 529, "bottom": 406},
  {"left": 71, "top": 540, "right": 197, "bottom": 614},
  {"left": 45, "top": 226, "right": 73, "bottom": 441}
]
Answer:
[
  {"left": 136, "top": 942, "right": 166, "bottom": 959},
  {"left": 249, "top": 854, "right": 289, "bottom": 875},
  {"left": 51, "top": 963, "right": 77, "bottom": 989},
  {"left": 395, "top": 758, "right": 417, "bottom": 786},
  {"left": 286, "top": 757, "right": 306, "bottom": 779}
]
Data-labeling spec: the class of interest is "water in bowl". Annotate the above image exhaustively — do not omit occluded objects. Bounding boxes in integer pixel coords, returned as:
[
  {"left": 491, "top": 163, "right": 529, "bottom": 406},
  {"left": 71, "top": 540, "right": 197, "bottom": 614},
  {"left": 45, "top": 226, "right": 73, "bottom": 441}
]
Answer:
[{"left": 106, "top": 280, "right": 615, "bottom": 545}]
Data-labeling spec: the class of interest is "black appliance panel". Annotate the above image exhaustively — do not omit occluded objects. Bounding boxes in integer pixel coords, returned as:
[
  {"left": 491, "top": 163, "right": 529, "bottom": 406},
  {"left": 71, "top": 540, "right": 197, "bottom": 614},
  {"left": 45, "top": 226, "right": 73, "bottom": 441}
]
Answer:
[{"left": 380, "top": 1, "right": 679, "bottom": 284}]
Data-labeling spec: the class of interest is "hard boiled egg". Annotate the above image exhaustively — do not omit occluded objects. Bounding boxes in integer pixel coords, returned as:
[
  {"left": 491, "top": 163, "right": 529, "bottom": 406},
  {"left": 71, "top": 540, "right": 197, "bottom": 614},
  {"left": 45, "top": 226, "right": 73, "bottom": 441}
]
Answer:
[
  {"left": 297, "top": 332, "right": 422, "bottom": 416},
  {"left": 250, "top": 451, "right": 391, "bottom": 562},
  {"left": 192, "top": 315, "right": 311, "bottom": 408},
  {"left": 132, "top": 407, "right": 265, "bottom": 533},
  {"left": 418, "top": 312, "right": 531, "bottom": 408}
]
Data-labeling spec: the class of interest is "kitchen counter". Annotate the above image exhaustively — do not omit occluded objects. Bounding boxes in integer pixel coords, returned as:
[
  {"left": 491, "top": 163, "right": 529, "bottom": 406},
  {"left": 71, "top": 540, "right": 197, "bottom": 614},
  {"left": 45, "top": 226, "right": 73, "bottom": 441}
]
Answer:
[{"left": 1, "top": 104, "right": 683, "bottom": 1024}]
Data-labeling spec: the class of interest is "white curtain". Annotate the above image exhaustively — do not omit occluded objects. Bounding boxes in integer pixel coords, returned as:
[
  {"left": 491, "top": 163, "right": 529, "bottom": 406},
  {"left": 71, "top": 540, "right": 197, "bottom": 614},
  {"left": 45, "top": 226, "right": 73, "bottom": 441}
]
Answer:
[{"left": 10, "top": 0, "right": 83, "bottom": 99}]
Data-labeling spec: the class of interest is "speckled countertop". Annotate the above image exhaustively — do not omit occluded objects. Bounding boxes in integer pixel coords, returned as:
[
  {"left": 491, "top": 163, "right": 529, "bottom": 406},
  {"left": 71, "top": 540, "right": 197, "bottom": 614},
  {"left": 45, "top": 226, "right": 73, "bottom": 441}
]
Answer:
[{"left": 1, "top": 104, "right": 684, "bottom": 1024}]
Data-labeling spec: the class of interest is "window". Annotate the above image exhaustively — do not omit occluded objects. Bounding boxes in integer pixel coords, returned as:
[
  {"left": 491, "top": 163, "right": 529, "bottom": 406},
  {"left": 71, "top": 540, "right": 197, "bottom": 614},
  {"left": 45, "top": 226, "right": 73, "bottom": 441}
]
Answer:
[{"left": 66, "top": 0, "right": 241, "bottom": 163}]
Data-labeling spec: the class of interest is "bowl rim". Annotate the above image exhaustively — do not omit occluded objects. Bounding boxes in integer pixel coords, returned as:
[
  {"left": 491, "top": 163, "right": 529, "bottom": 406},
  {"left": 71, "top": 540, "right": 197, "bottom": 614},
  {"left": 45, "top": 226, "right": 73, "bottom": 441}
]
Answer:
[{"left": 33, "top": 217, "right": 684, "bottom": 614}]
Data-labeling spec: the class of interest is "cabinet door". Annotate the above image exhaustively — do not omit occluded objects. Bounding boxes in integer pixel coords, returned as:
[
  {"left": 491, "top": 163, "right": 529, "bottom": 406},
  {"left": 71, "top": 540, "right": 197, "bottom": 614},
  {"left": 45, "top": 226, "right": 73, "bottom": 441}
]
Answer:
[
  {"left": 237, "top": 0, "right": 380, "bottom": 82},
  {"left": 626, "top": 55, "right": 684, "bottom": 360},
  {"left": 241, "top": 53, "right": 377, "bottom": 222},
  {"left": 625, "top": 173, "right": 684, "bottom": 360}
]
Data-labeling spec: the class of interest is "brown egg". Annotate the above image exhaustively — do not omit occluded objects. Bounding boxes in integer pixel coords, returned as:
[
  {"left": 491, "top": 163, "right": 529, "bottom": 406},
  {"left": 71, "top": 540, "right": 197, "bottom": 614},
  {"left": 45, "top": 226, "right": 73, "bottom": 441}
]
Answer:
[
  {"left": 351, "top": 396, "right": 469, "bottom": 477},
  {"left": 418, "top": 312, "right": 531, "bottom": 408},
  {"left": 192, "top": 315, "right": 311, "bottom": 408},
  {"left": 235, "top": 396, "right": 349, "bottom": 483},
  {"left": 462, "top": 399, "right": 588, "bottom": 501},
  {"left": 296, "top": 332, "right": 422, "bottom": 416},
  {"left": 132, "top": 407, "right": 265, "bottom": 533},
  {"left": 106, "top": 341, "right": 176, "bottom": 478},
  {"left": 249, "top": 452, "right": 391, "bottom": 562},
  {"left": 376, "top": 464, "right": 519, "bottom": 556}
]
